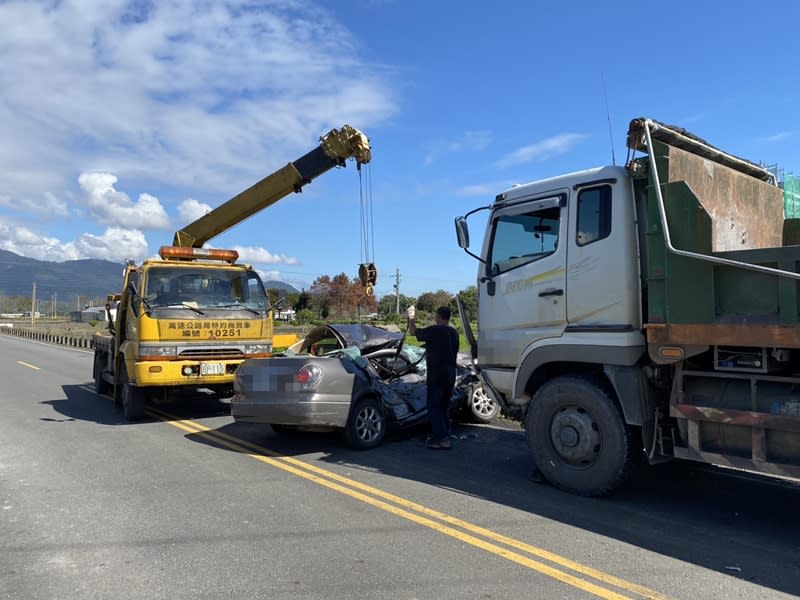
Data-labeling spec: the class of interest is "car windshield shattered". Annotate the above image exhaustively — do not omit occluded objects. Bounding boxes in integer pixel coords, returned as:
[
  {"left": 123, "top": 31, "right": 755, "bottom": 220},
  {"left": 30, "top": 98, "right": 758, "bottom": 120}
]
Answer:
[{"left": 143, "top": 266, "right": 269, "bottom": 312}]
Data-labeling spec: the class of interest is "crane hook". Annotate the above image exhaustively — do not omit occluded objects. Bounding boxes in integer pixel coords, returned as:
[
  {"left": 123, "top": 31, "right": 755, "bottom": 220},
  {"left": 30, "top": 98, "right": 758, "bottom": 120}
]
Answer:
[{"left": 358, "top": 263, "right": 377, "bottom": 297}]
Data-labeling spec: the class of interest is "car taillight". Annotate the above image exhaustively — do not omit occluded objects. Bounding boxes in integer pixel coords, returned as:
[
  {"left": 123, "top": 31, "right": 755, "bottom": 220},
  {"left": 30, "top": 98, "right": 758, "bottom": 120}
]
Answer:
[{"left": 295, "top": 364, "right": 321, "bottom": 388}]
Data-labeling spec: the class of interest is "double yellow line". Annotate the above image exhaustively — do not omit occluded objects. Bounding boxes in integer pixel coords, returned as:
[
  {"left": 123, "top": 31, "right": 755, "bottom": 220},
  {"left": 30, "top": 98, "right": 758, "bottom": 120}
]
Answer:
[{"left": 145, "top": 406, "right": 673, "bottom": 600}]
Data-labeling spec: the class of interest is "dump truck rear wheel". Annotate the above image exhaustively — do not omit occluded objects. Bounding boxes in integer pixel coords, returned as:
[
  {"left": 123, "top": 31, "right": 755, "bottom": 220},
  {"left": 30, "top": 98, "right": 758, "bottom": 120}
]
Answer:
[{"left": 526, "top": 375, "right": 637, "bottom": 496}]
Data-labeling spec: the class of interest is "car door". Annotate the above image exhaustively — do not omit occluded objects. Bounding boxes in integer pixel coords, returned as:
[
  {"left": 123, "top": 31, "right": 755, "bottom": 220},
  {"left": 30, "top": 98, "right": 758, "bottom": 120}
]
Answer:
[{"left": 477, "top": 192, "right": 569, "bottom": 373}]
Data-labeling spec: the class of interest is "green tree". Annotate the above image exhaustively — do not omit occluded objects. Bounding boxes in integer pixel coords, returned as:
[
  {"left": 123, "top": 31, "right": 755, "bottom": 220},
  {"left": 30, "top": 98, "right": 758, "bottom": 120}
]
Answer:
[
  {"left": 294, "top": 289, "right": 311, "bottom": 312},
  {"left": 377, "top": 293, "right": 415, "bottom": 317},
  {"left": 295, "top": 308, "right": 315, "bottom": 325},
  {"left": 281, "top": 291, "right": 299, "bottom": 309},
  {"left": 265, "top": 288, "right": 279, "bottom": 307},
  {"left": 416, "top": 289, "right": 453, "bottom": 313},
  {"left": 451, "top": 285, "right": 478, "bottom": 320}
]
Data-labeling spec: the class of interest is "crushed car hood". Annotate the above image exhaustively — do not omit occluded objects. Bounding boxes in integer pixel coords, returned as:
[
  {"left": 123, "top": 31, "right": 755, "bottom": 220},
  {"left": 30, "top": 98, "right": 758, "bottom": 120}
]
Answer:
[{"left": 293, "top": 323, "right": 404, "bottom": 355}]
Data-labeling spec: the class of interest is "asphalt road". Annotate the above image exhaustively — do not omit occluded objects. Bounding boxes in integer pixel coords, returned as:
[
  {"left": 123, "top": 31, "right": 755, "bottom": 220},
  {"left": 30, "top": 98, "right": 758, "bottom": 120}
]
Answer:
[{"left": 2, "top": 334, "right": 799, "bottom": 600}]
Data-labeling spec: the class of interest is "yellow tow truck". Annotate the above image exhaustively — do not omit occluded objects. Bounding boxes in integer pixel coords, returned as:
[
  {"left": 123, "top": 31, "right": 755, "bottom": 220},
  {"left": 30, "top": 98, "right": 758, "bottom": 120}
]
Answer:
[{"left": 93, "top": 125, "right": 373, "bottom": 420}]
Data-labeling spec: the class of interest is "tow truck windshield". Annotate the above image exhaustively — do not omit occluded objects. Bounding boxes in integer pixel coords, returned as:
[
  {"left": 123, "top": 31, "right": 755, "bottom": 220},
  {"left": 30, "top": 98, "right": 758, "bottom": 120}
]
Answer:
[{"left": 144, "top": 267, "right": 269, "bottom": 312}]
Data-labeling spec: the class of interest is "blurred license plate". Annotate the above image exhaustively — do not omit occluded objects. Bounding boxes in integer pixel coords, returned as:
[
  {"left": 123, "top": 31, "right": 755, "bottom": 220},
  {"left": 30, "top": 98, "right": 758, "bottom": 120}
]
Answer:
[{"left": 201, "top": 362, "right": 224, "bottom": 376}]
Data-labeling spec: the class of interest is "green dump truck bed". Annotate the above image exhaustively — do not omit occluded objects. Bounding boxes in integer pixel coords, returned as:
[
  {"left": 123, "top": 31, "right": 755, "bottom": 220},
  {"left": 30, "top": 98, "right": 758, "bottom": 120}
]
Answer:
[{"left": 627, "top": 120, "right": 800, "bottom": 349}]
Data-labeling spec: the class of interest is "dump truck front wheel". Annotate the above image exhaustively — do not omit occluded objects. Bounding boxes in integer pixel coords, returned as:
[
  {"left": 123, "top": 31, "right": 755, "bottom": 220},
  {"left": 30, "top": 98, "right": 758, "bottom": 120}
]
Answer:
[{"left": 525, "top": 375, "right": 637, "bottom": 496}]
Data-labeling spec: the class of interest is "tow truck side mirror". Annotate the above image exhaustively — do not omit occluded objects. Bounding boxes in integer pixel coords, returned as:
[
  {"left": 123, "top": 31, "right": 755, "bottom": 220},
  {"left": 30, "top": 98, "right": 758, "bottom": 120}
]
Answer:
[
  {"left": 105, "top": 303, "right": 116, "bottom": 335},
  {"left": 127, "top": 283, "right": 141, "bottom": 318}
]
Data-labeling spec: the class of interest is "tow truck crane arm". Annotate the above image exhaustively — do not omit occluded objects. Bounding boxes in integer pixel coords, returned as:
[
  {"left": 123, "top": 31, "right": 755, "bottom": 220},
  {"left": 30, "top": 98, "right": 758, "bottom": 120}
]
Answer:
[{"left": 172, "top": 125, "right": 372, "bottom": 248}]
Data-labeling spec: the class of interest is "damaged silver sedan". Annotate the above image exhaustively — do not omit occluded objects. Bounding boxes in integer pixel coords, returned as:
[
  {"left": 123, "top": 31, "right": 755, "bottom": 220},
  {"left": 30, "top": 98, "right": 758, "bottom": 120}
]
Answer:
[{"left": 230, "top": 323, "right": 499, "bottom": 449}]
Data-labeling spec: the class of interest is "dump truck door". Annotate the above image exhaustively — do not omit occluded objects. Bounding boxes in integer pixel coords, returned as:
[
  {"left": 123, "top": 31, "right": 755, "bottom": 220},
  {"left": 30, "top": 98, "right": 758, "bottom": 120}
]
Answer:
[{"left": 477, "top": 192, "right": 568, "bottom": 368}]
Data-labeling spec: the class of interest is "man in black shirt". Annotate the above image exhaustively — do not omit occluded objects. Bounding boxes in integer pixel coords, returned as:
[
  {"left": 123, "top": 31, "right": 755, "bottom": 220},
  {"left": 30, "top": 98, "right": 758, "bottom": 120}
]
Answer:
[{"left": 408, "top": 305, "right": 459, "bottom": 449}]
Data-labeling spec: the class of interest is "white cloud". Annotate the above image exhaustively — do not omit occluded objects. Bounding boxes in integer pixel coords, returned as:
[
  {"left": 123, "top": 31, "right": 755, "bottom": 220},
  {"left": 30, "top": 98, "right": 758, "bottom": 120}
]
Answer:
[
  {"left": 495, "top": 133, "right": 588, "bottom": 168},
  {"left": 0, "top": 191, "right": 69, "bottom": 218},
  {"left": 0, "top": 224, "right": 80, "bottom": 261},
  {"left": 0, "top": 1, "right": 396, "bottom": 215},
  {"left": 257, "top": 270, "right": 282, "bottom": 281},
  {"left": 424, "top": 130, "right": 492, "bottom": 165},
  {"left": 178, "top": 198, "right": 212, "bottom": 223},
  {"left": 233, "top": 245, "right": 299, "bottom": 265},
  {"left": 448, "top": 131, "right": 492, "bottom": 152},
  {"left": 456, "top": 180, "right": 520, "bottom": 197},
  {"left": 71, "top": 228, "right": 150, "bottom": 263},
  {"left": 760, "top": 131, "right": 792, "bottom": 143},
  {"left": 78, "top": 172, "right": 171, "bottom": 230},
  {"left": 0, "top": 224, "right": 79, "bottom": 261},
  {"left": 0, "top": 223, "right": 149, "bottom": 263}
]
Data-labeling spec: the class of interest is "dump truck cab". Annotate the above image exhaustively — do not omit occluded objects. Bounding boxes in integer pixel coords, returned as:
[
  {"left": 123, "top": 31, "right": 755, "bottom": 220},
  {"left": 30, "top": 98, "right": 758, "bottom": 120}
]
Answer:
[{"left": 465, "top": 165, "right": 644, "bottom": 414}]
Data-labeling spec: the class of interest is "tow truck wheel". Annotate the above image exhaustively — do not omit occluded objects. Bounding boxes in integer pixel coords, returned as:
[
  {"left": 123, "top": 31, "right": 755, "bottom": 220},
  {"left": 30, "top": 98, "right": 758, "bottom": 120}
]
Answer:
[
  {"left": 526, "top": 375, "right": 637, "bottom": 497},
  {"left": 93, "top": 352, "right": 111, "bottom": 396},
  {"left": 343, "top": 396, "right": 386, "bottom": 450},
  {"left": 119, "top": 362, "right": 146, "bottom": 421},
  {"left": 467, "top": 383, "right": 499, "bottom": 424}
]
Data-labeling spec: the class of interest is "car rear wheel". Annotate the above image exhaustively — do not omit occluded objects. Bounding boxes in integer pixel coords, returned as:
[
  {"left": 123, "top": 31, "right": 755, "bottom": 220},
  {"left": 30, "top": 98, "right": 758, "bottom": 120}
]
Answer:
[
  {"left": 344, "top": 396, "right": 386, "bottom": 450},
  {"left": 467, "top": 383, "right": 499, "bottom": 423}
]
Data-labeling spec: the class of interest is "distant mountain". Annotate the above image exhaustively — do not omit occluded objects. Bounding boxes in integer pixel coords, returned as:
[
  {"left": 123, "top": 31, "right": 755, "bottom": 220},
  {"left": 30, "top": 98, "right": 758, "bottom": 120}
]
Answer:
[
  {"left": 263, "top": 280, "right": 299, "bottom": 294},
  {"left": 0, "top": 249, "right": 299, "bottom": 302},
  {"left": 0, "top": 249, "right": 124, "bottom": 303}
]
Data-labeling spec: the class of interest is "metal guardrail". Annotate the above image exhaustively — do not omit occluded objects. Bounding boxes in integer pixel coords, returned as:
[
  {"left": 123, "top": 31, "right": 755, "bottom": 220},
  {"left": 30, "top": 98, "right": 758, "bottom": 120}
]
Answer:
[{"left": 0, "top": 325, "right": 95, "bottom": 349}]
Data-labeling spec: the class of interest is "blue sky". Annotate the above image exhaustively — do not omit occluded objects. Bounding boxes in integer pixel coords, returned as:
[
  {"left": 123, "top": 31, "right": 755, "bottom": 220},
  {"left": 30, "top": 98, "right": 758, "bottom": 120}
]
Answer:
[{"left": 1, "top": 1, "right": 798, "bottom": 299}]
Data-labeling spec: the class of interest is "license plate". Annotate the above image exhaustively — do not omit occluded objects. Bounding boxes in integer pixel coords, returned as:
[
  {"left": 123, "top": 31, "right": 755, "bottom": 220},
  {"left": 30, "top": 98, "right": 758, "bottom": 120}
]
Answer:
[{"left": 201, "top": 362, "right": 225, "bottom": 376}]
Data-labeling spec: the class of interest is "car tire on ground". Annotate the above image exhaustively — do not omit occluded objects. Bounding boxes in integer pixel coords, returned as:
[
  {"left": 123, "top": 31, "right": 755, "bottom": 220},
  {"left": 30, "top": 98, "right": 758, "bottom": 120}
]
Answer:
[
  {"left": 94, "top": 351, "right": 111, "bottom": 396},
  {"left": 466, "top": 383, "right": 499, "bottom": 424},
  {"left": 525, "top": 374, "right": 638, "bottom": 497},
  {"left": 343, "top": 396, "right": 386, "bottom": 450},
  {"left": 119, "top": 361, "right": 146, "bottom": 421}
]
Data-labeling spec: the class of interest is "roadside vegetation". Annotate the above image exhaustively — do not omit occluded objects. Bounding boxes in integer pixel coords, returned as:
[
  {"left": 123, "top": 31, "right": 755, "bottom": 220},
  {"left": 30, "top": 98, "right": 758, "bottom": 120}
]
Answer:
[{"left": 1, "top": 276, "right": 479, "bottom": 351}]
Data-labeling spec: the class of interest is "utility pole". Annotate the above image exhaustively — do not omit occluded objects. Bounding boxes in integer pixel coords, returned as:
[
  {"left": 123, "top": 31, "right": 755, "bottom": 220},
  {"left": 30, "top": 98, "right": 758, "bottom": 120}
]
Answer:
[
  {"left": 393, "top": 269, "right": 401, "bottom": 314},
  {"left": 31, "top": 282, "right": 36, "bottom": 328}
]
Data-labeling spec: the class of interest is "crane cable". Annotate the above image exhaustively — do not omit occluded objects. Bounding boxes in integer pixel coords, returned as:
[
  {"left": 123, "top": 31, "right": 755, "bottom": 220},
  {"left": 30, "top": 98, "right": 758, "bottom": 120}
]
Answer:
[{"left": 357, "top": 163, "right": 377, "bottom": 296}]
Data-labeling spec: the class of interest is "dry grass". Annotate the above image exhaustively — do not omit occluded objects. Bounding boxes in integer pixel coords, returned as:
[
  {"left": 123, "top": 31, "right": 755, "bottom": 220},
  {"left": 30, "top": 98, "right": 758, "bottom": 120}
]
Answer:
[{"left": 1, "top": 319, "right": 103, "bottom": 341}]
